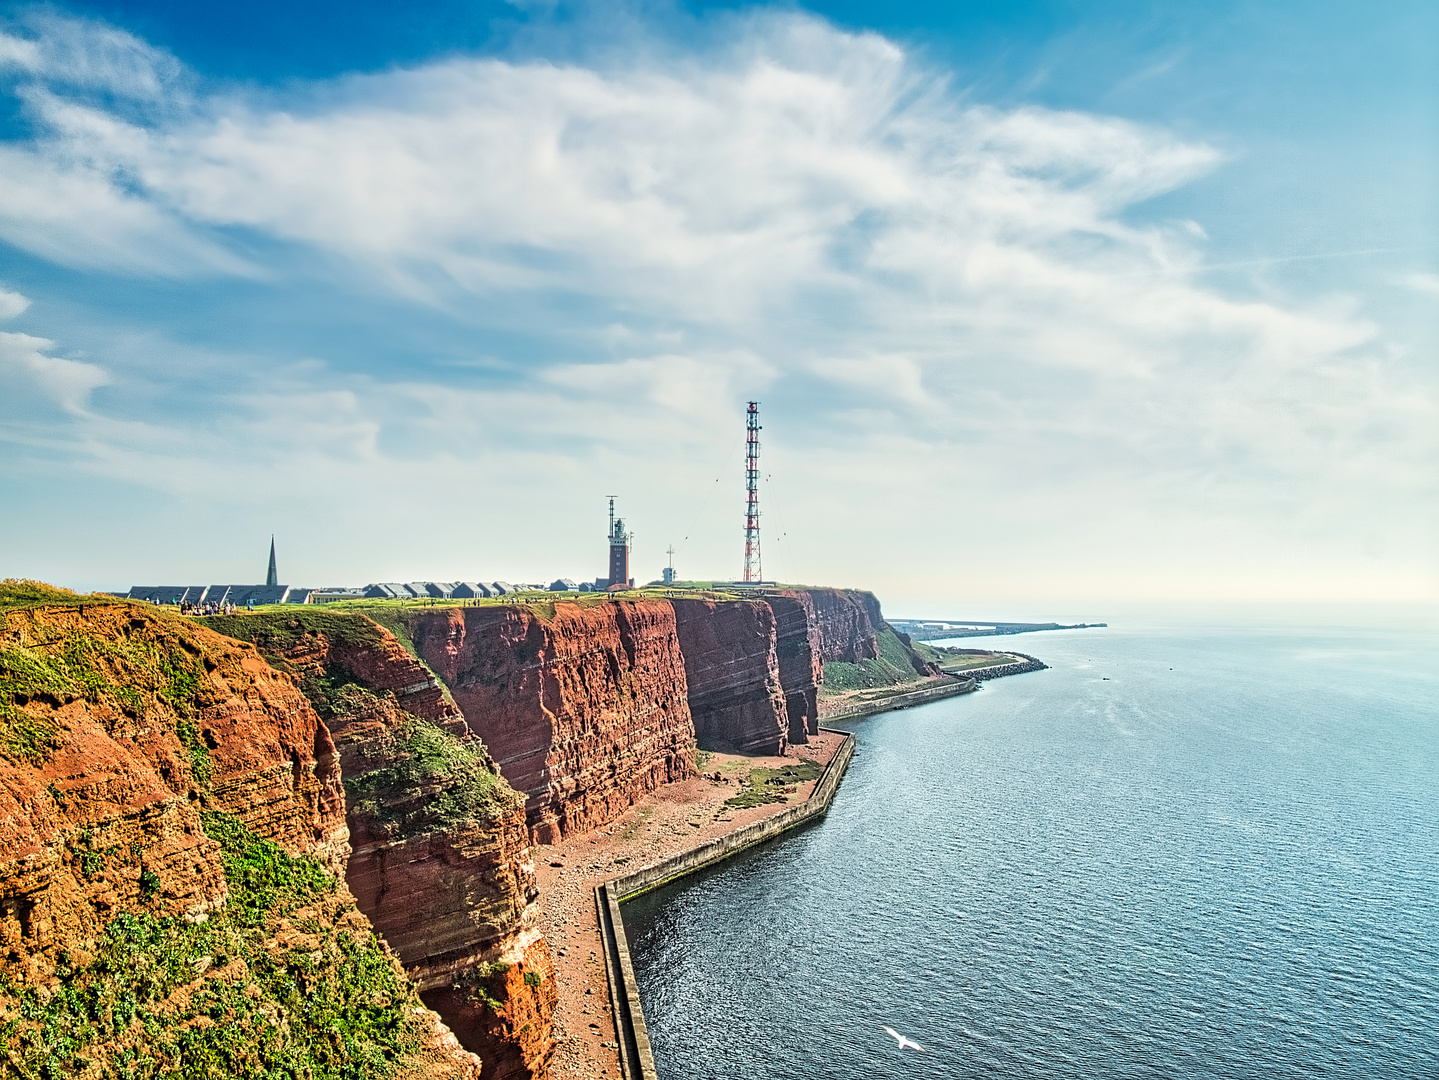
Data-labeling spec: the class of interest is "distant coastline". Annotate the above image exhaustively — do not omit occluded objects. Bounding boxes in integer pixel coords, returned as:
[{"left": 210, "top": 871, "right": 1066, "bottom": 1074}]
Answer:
[{"left": 891, "top": 618, "right": 1107, "bottom": 641}]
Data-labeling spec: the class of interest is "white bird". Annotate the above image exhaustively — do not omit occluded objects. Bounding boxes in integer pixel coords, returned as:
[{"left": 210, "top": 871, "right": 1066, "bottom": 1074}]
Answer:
[{"left": 884, "top": 1026, "right": 925, "bottom": 1052}]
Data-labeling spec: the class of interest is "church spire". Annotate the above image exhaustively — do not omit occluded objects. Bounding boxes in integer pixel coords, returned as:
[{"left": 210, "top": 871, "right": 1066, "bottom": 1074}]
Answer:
[{"left": 266, "top": 536, "right": 278, "bottom": 587}]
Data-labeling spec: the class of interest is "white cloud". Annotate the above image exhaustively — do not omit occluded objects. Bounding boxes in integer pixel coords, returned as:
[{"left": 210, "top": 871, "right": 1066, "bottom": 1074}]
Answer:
[
  {"left": 0, "top": 13, "right": 181, "bottom": 99},
  {"left": 0, "top": 330, "right": 110, "bottom": 414},
  {"left": 1403, "top": 272, "right": 1439, "bottom": 299},
  {"left": 0, "top": 12, "right": 1431, "bottom": 600},
  {"left": 0, "top": 285, "right": 28, "bottom": 319}
]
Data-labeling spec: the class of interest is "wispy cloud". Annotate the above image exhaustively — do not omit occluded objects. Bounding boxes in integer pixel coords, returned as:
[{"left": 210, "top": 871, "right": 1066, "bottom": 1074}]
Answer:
[
  {"left": 1404, "top": 272, "right": 1439, "bottom": 299},
  {"left": 0, "top": 12, "right": 182, "bottom": 99},
  {"left": 0, "top": 12, "right": 1431, "bottom": 598},
  {"left": 0, "top": 283, "right": 29, "bottom": 319},
  {"left": 0, "top": 330, "right": 110, "bottom": 415}
]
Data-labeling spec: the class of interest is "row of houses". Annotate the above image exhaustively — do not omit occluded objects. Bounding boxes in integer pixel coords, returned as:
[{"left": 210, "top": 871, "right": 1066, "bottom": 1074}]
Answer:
[
  {"left": 129, "top": 578, "right": 599, "bottom": 608},
  {"left": 127, "top": 585, "right": 317, "bottom": 606},
  {"left": 359, "top": 579, "right": 584, "bottom": 600}
]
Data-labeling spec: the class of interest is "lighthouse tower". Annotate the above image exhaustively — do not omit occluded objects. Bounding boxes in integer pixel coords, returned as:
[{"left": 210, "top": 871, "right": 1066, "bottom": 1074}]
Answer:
[{"left": 607, "top": 497, "right": 631, "bottom": 590}]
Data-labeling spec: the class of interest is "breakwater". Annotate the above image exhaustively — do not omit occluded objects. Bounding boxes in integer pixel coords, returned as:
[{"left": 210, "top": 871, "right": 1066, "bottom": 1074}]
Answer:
[
  {"left": 595, "top": 729, "right": 857, "bottom": 1080},
  {"left": 961, "top": 652, "right": 1048, "bottom": 680}
]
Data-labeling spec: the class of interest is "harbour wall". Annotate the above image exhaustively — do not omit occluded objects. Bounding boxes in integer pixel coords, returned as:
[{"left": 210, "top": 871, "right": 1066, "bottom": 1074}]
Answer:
[
  {"left": 821, "top": 672, "right": 979, "bottom": 724},
  {"left": 595, "top": 728, "right": 857, "bottom": 1080}
]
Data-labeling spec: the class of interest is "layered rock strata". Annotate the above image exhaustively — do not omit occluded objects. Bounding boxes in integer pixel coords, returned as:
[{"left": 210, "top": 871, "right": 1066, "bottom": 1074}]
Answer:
[
  {"left": 799, "top": 587, "right": 885, "bottom": 663},
  {"left": 765, "top": 593, "right": 823, "bottom": 743},
  {"left": 210, "top": 609, "right": 556, "bottom": 1080},
  {"left": 0, "top": 604, "right": 346, "bottom": 972},
  {"left": 0, "top": 600, "right": 478, "bottom": 1077},
  {"left": 407, "top": 600, "right": 696, "bottom": 846},
  {"left": 671, "top": 597, "right": 791, "bottom": 755}
]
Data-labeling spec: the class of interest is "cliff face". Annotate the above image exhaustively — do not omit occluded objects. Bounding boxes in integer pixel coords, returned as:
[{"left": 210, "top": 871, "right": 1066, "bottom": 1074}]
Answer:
[
  {"left": 332, "top": 686, "right": 554, "bottom": 1080},
  {"left": 420, "top": 931, "right": 558, "bottom": 1080},
  {"left": 0, "top": 604, "right": 344, "bottom": 975},
  {"left": 408, "top": 600, "right": 696, "bottom": 846},
  {"left": 210, "top": 609, "right": 555, "bottom": 1080},
  {"left": 671, "top": 598, "right": 790, "bottom": 756},
  {"left": 0, "top": 600, "right": 478, "bottom": 1078},
  {"left": 764, "top": 594, "right": 822, "bottom": 744},
  {"left": 799, "top": 588, "right": 884, "bottom": 664}
]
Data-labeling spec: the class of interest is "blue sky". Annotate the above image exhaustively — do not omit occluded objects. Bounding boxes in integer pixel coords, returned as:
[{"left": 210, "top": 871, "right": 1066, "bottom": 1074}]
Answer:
[{"left": 0, "top": 0, "right": 1434, "bottom": 613}]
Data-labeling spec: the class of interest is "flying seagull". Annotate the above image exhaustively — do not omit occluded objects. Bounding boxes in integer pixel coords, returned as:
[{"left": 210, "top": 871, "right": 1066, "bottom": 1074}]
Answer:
[{"left": 884, "top": 1027, "right": 925, "bottom": 1052}]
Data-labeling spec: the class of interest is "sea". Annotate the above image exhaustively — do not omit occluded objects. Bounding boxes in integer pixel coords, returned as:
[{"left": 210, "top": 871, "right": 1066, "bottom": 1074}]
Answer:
[{"left": 623, "top": 616, "right": 1439, "bottom": 1079}]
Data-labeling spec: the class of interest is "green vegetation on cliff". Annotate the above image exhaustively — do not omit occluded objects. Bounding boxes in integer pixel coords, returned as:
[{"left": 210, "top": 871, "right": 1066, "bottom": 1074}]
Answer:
[
  {"left": 0, "top": 625, "right": 217, "bottom": 773},
  {"left": 0, "top": 813, "right": 428, "bottom": 1080},
  {"left": 206, "top": 608, "right": 385, "bottom": 657},
  {"left": 820, "top": 626, "right": 928, "bottom": 692},
  {"left": 0, "top": 579, "right": 102, "bottom": 612},
  {"left": 338, "top": 686, "right": 519, "bottom": 834},
  {"left": 207, "top": 609, "right": 414, "bottom": 717}
]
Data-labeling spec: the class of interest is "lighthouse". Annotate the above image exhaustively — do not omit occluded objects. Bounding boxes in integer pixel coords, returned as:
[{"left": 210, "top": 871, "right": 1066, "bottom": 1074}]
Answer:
[{"left": 607, "top": 497, "right": 632, "bottom": 590}]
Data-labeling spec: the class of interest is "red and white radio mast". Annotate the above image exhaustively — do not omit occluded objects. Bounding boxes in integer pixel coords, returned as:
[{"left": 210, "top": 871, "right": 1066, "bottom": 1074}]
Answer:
[{"left": 743, "top": 401, "right": 762, "bottom": 582}]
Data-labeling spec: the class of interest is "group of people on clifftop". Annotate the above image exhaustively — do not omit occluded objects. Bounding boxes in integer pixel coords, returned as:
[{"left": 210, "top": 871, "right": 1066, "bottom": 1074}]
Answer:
[{"left": 179, "top": 599, "right": 241, "bottom": 615}]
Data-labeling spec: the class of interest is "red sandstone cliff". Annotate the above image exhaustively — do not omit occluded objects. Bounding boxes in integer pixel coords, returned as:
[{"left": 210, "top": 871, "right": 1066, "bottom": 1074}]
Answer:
[
  {"left": 0, "top": 600, "right": 479, "bottom": 1077},
  {"left": 671, "top": 597, "right": 790, "bottom": 756},
  {"left": 210, "top": 610, "right": 556, "bottom": 1080},
  {"left": 764, "top": 594, "right": 822, "bottom": 743},
  {"left": 407, "top": 600, "right": 695, "bottom": 846},
  {"left": 797, "top": 587, "right": 884, "bottom": 663},
  {"left": 0, "top": 603, "right": 345, "bottom": 975}
]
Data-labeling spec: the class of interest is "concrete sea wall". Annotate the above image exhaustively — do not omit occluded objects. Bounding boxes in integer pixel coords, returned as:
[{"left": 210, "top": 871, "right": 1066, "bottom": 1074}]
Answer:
[
  {"left": 821, "top": 673, "right": 979, "bottom": 723},
  {"left": 595, "top": 729, "right": 857, "bottom": 1080}
]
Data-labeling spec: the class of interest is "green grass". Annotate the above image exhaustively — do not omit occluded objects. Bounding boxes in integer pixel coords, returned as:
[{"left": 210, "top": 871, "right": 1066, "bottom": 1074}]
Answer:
[
  {"left": 0, "top": 813, "right": 427, "bottom": 1080},
  {"left": 722, "top": 759, "right": 823, "bottom": 810},
  {"left": 820, "top": 626, "right": 928, "bottom": 692},
  {"left": 0, "top": 579, "right": 109, "bottom": 612},
  {"left": 0, "top": 632, "right": 217, "bottom": 773},
  {"left": 206, "top": 609, "right": 385, "bottom": 658},
  {"left": 341, "top": 691, "right": 519, "bottom": 835}
]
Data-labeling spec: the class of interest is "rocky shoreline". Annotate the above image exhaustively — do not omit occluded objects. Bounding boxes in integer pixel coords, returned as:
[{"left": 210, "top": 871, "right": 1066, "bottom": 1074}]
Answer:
[{"left": 960, "top": 652, "right": 1049, "bottom": 680}]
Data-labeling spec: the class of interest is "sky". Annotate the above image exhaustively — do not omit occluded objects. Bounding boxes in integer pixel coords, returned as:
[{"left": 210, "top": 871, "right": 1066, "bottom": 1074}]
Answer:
[{"left": 0, "top": 0, "right": 1434, "bottom": 618}]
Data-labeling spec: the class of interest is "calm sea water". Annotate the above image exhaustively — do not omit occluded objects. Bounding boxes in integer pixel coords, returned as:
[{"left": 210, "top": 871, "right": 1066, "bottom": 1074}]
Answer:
[{"left": 624, "top": 620, "right": 1439, "bottom": 1079}]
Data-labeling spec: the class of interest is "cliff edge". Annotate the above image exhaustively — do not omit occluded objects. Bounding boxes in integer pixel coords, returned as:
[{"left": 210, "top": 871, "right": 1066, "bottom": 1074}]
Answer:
[
  {"left": 210, "top": 608, "right": 556, "bottom": 1080},
  {"left": 0, "top": 592, "right": 478, "bottom": 1078}
]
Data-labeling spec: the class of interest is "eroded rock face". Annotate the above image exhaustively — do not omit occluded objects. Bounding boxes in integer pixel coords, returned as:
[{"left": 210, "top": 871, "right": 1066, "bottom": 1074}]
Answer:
[
  {"left": 671, "top": 597, "right": 790, "bottom": 756},
  {"left": 408, "top": 600, "right": 696, "bottom": 846},
  {"left": 421, "top": 931, "right": 558, "bottom": 1080},
  {"left": 209, "top": 610, "right": 556, "bottom": 1079},
  {"left": 798, "top": 587, "right": 885, "bottom": 663},
  {"left": 0, "top": 603, "right": 346, "bottom": 983},
  {"left": 765, "top": 593, "right": 823, "bottom": 743},
  {"left": 0, "top": 601, "right": 477, "bottom": 1078}
]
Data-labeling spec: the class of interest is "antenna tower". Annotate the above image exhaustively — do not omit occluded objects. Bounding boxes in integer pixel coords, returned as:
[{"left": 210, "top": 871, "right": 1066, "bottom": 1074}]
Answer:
[{"left": 743, "top": 401, "right": 761, "bottom": 582}]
